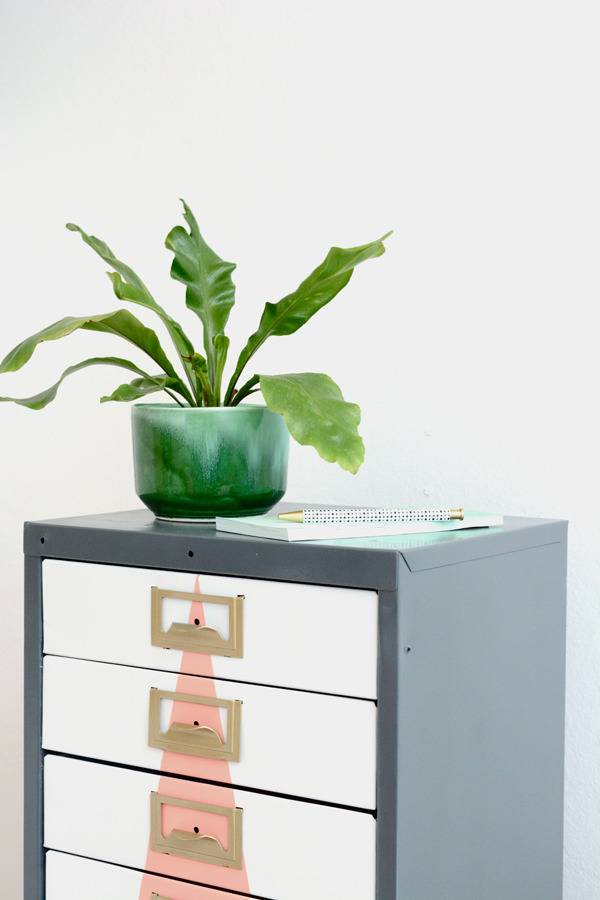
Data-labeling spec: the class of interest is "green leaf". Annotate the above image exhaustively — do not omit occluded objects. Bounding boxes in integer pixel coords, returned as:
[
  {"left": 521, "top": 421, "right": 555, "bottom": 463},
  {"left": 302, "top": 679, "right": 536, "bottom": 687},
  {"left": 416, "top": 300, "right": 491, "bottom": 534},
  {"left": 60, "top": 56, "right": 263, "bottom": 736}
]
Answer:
[
  {"left": 184, "top": 352, "right": 212, "bottom": 404},
  {"left": 0, "top": 309, "right": 193, "bottom": 405},
  {"left": 67, "top": 223, "right": 200, "bottom": 399},
  {"left": 224, "top": 233, "right": 390, "bottom": 404},
  {"left": 0, "top": 357, "right": 151, "bottom": 410},
  {"left": 82, "top": 311, "right": 178, "bottom": 377},
  {"left": 100, "top": 374, "right": 179, "bottom": 403},
  {"left": 165, "top": 200, "right": 236, "bottom": 383},
  {"left": 260, "top": 373, "right": 365, "bottom": 474}
]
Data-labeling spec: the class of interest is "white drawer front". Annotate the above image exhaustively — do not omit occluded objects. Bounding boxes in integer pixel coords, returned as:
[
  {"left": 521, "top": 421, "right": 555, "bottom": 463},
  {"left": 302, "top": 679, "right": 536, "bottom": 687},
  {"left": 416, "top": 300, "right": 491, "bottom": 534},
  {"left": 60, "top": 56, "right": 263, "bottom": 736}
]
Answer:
[
  {"left": 43, "top": 656, "right": 376, "bottom": 808},
  {"left": 44, "top": 756, "right": 376, "bottom": 900},
  {"left": 43, "top": 560, "right": 378, "bottom": 698},
  {"left": 46, "top": 851, "right": 235, "bottom": 899}
]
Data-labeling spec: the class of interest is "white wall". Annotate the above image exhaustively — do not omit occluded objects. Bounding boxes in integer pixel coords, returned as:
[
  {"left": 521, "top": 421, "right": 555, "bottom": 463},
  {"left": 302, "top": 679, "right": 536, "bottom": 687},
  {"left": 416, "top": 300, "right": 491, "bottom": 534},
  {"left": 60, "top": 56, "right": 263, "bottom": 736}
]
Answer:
[{"left": 1, "top": 1, "right": 598, "bottom": 896}]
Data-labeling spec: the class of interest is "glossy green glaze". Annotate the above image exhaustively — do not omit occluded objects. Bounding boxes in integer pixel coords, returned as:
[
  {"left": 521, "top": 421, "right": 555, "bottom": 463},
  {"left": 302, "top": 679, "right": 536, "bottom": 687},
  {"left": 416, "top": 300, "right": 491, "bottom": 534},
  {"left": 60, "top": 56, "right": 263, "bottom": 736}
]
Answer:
[{"left": 132, "top": 404, "right": 289, "bottom": 520}]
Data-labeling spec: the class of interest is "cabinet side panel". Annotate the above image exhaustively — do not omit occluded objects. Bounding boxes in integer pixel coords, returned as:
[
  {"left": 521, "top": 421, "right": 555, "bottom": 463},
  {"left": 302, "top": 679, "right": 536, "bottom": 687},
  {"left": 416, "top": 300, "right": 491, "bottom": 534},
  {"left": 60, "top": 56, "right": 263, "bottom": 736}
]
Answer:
[
  {"left": 24, "top": 554, "right": 44, "bottom": 900},
  {"left": 396, "top": 538, "right": 567, "bottom": 900},
  {"left": 376, "top": 588, "right": 400, "bottom": 899}
]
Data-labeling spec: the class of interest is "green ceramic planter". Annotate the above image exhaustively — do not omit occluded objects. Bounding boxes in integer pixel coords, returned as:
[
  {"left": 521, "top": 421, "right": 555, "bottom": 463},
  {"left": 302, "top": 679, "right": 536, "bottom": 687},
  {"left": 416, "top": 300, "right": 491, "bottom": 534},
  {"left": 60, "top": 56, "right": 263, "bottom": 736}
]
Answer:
[{"left": 132, "top": 404, "right": 289, "bottom": 520}]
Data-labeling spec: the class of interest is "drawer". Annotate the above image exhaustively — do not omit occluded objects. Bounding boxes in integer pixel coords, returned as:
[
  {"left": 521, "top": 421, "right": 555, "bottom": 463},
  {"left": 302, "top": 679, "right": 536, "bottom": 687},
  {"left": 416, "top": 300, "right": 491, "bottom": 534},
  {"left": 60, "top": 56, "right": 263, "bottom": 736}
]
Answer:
[
  {"left": 46, "top": 851, "right": 239, "bottom": 899},
  {"left": 43, "top": 655, "right": 377, "bottom": 808},
  {"left": 43, "top": 560, "right": 378, "bottom": 698},
  {"left": 44, "top": 755, "right": 376, "bottom": 900}
]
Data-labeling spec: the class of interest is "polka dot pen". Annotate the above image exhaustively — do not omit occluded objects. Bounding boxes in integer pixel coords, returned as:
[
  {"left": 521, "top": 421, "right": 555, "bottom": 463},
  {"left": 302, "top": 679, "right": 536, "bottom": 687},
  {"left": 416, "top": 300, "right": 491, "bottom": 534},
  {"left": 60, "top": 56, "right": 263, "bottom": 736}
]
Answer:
[{"left": 278, "top": 506, "right": 464, "bottom": 524}]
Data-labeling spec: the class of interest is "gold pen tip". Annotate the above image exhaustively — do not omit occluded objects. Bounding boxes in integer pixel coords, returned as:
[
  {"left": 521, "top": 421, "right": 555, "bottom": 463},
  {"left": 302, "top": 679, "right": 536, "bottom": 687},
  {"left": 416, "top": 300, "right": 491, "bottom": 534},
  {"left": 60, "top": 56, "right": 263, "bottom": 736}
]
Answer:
[{"left": 278, "top": 510, "right": 304, "bottom": 523}]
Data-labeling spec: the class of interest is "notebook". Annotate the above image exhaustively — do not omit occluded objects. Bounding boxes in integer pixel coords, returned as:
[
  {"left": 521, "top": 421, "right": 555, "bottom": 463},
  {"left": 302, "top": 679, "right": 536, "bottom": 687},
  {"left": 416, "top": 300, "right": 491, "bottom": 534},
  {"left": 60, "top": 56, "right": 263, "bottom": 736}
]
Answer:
[{"left": 215, "top": 510, "right": 504, "bottom": 542}]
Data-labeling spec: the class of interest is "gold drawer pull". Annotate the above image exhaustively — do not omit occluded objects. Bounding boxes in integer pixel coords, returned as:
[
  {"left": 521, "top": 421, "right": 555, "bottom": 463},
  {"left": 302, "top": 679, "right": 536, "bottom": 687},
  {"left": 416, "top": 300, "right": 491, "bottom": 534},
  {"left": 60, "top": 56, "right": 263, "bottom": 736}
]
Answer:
[
  {"left": 148, "top": 688, "right": 242, "bottom": 762},
  {"left": 151, "top": 896, "right": 172, "bottom": 900},
  {"left": 151, "top": 587, "right": 244, "bottom": 658},
  {"left": 150, "top": 792, "right": 243, "bottom": 868}
]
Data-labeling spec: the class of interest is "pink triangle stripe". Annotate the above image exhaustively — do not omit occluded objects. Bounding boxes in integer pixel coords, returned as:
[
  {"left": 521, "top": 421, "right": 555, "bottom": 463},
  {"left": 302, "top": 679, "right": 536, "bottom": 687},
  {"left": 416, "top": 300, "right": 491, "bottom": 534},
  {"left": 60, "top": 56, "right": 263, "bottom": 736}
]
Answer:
[{"left": 139, "top": 577, "right": 251, "bottom": 898}]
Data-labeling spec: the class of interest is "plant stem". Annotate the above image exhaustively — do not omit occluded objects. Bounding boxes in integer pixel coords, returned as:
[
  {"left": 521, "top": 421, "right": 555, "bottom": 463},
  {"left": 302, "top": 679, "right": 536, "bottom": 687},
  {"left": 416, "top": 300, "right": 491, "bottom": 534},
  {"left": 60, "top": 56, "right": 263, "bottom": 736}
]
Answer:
[
  {"left": 164, "top": 387, "right": 186, "bottom": 407},
  {"left": 212, "top": 368, "right": 222, "bottom": 408},
  {"left": 186, "top": 367, "right": 202, "bottom": 405},
  {"left": 229, "top": 374, "right": 260, "bottom": 406}
]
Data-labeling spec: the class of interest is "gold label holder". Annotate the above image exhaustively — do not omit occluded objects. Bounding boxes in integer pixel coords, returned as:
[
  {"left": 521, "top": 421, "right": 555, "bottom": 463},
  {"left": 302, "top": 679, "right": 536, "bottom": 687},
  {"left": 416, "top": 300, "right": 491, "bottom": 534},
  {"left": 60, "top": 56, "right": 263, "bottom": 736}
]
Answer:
[
  {"left": 151, "top": 587, "right": 244, "bottom": 658},
  {"left": 148, "top": 688, "right": 242, "bottom": 762},
  {"left": 150, "top": 792, "right": 243, "bottom": 869}
]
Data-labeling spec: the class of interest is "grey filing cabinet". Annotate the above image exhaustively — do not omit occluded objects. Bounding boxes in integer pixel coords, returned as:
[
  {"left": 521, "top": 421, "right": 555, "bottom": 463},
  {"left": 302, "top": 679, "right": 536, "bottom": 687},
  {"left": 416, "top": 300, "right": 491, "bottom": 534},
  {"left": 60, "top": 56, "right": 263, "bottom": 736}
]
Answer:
[{"left": 24, "top": 508, "right": 567, "bottom": 900}]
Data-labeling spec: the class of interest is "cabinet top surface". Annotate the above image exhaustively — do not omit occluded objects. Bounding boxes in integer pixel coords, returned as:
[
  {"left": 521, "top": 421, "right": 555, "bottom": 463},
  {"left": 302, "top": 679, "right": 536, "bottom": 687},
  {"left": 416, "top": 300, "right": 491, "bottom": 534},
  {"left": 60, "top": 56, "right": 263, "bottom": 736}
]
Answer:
[{"left": 24, "top": 504, "right": 567, "bottom": 590}]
